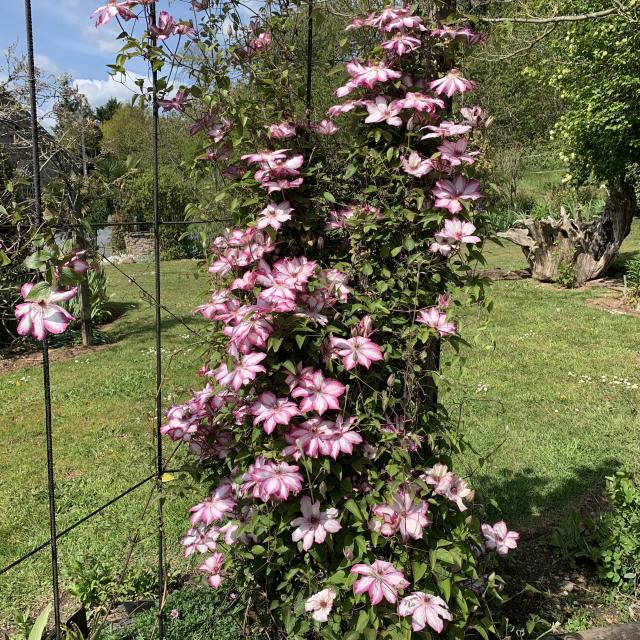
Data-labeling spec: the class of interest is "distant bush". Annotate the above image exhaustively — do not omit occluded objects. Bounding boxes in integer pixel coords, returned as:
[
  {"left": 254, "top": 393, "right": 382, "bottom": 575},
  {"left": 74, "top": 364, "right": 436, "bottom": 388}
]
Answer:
[
  {"left": 119, "top": 167, "right": 199, "bottom": 260},
  {"left": 552, "top": 471, "right": 640, "bottom": 591}
]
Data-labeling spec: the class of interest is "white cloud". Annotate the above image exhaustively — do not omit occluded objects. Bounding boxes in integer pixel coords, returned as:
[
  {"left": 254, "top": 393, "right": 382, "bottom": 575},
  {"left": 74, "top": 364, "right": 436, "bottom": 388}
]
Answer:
[
  {"left": 74, "top": 71, "right": 149, "bottom": 108},
  {"left": 35, "top": 53, "right": 61, "bottom": 76},
  {"left": 80, "top": 23, "right": 123, "bottom": 54}
]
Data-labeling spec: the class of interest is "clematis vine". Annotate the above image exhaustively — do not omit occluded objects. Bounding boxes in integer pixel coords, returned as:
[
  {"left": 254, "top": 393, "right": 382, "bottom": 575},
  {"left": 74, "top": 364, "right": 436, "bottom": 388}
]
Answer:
[{"left": 97, "top": 2, "right": 525, "bottom": 636}]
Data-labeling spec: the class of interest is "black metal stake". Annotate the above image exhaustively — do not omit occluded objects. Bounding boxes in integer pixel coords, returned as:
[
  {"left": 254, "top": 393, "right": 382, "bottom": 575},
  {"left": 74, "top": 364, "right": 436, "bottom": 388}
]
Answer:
[
  {"left": 23, "top": 0, "right": 61, "bottom": 637},
  {"left": 148, "top": 4, "right": 166, "bottom": 638},
  {"left": 305, "top": 0, "right": 314, "bottom": 120}
]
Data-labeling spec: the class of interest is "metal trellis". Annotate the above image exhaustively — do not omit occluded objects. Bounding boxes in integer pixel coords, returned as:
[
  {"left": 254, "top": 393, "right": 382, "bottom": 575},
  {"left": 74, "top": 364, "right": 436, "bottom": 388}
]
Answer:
[{"left": 2, "top": 1, "right": 320, "bottom": 638}]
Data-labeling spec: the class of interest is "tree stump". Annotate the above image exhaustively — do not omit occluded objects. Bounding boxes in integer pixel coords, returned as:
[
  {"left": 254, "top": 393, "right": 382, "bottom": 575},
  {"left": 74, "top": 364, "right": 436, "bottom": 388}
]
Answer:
[
  {"left": 497, "top": 179, "right": 637, "bottom": 285},
  {"left": 561, "top": 622, "right": 640, "bottom": 639}
]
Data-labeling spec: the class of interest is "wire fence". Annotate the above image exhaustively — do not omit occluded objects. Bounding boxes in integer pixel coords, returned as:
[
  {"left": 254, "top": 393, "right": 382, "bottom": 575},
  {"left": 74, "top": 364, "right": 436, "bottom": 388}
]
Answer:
[{"left": 0, "top": 1, "right": 316, "bottom": 639}]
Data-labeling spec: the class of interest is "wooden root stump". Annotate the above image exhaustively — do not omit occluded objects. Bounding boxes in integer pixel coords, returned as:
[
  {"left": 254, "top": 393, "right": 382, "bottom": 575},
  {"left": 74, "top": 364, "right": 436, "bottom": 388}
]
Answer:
[
  {"left": 497, "top": 178, "right": 637, "bottom": 286},
  {"left": 560, "top": 622, "right": 640, "bottom": 639}
]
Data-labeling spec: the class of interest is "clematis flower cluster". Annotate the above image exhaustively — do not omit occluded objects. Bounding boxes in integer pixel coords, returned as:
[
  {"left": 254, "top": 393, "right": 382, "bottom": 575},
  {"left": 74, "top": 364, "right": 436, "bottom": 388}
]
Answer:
[{"left": 130, "top": 3, "right": 522, "bottom": 635}]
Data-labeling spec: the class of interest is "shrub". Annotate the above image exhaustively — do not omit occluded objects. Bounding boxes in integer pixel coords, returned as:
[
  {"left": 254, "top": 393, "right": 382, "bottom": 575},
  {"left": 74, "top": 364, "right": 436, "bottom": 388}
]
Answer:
[
  {"left": 552, "top": 471, "right": 640, "bottom": 592},
  {"left": 66, "top": 556, "right": 156, "bottom": 611},
  {"left": 624, "top": 254, "right": 640, "bottom": 306},
  {"left": 119, "top": 167, "right": 199, "bottom": 259},
  {"left": 64, "top": 264, "right": 112, "bottom": 325}
]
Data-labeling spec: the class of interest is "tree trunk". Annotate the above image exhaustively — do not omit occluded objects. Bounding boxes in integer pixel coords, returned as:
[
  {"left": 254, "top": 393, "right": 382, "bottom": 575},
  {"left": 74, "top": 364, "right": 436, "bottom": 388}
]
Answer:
[{"left": 497, "top": 178, "right": 637, "bottom": 285}]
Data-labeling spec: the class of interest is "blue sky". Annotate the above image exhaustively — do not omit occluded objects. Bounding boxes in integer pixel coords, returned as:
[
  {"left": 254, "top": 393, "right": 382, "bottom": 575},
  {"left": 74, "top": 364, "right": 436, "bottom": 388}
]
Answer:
[{"left": 1, "top": 0, "right": 226, "bottom": 109}]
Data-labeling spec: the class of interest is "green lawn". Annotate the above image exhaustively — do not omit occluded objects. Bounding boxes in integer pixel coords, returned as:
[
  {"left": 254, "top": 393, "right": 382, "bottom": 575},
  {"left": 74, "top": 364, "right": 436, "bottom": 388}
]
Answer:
[
  {"left": 449, "top": 222, "right": 640, "bottom": 529},
  {"left": 0, "top": 260, "right": 211, "bottom": 628},
  {"left": 1, "top": 226, "right": 639, "bottom": 630}
]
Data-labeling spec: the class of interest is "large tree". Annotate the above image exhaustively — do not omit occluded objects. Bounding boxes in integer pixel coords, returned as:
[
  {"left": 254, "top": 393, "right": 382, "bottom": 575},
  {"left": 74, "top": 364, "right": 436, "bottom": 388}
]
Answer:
[{"left": 477, "top": 0, "right": 640, "bottom": 284}]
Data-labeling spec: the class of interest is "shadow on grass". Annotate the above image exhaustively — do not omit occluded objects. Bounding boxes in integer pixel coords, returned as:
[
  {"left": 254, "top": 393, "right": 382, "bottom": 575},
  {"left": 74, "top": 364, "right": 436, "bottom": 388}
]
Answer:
[{"left": 476, "top": 457, "right": 620, "bottom": 531}]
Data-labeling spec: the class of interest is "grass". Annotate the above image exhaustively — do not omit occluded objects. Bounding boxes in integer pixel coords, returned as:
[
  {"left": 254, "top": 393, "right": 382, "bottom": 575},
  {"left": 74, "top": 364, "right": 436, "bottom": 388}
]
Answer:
[
  {"left": 1, "top": 224, "right": 639, "bottom": 633},
  {"left": 447, "top": 222, "right": 640, "bottom": 530},
  {"left": 0, "top": 260, "right": 212, "bottom": 630}
]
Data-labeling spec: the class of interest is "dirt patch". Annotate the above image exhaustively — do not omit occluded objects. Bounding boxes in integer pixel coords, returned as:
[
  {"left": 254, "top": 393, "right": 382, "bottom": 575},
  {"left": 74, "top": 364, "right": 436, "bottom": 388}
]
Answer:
[
  {"left": 0, "top": 342, "right": 115, "bottom": 375},
  {"left": 479, "top": 268, "right": 531, "bottom": 281},
  {"left": 587, "top": 297, "right": 640, "bottom": 318}
]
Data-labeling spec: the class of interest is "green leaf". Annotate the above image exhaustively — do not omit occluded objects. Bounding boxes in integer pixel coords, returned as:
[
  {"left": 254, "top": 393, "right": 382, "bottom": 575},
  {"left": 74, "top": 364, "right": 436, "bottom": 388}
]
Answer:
[
  {"left": 344, "top": 498, "right": 364, "bottom": 521},
  {"left": 29, "top": 604, "right": 52, "bottom": 640},
  {"left": 356, "top": 610, "right": 369, "bottom": 633},
  {"left": 0, "top": 250, "right": 10, "bottom": 266},
  {"left": 412, "top": 561, "right": 428, "bottom": 583},
  {"left": 25, "top": 281, "right": 51, "bottom": 302},
  {"left": 323, "top": 191, "right": 336, "bottom": 204},
  {"left": 294, "top": 334, "right": 306, "bottom": 349}
]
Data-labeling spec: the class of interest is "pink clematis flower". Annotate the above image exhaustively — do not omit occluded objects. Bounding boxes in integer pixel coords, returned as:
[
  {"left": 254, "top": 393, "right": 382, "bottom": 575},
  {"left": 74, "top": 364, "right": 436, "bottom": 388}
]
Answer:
[
  {"left": 267, "top": 122, "right": 296, "bottom": 139},
  {"left": 305, "top": 588, "right": 337, "bottom": 623},
  {"left": 158, "top": 90, "right": 188, "bottom": 112},
  {"left": 352, "top": 63, "right": 402, "bottom": 90},
  {"left": 198, "top": 552, "right": 224, "bottom": 589},
  {"left": 421, "top": 120, "right": 472, "bottom": 140},
  {"left": 248, "top": 32, "right": 271, "bottom": 53},
  {"left": 381, "top": 33, "right": 421, "bottom": 56},
  {"left": 329, "top": 336, "right": 383, "bottom": 370},
  {"left": 434, "top": 217, "right": 481, "bottom": 248},
  {"left": 438, "top": 138, "right": 479, "bottom": 166},
  {"left": 149, "top": 11, "right": 176, "bottom": 40},
  {"left": 385, "top": 15, "right": 427, "bottom": 32},
  {"left": 90, "top": 1, "right": 136, "bottom": 27},
  {"left": 214, "top": 352, "right": 267, "bottom": 391},
  {"left": 351, "top": 560, "right": 410, "bottom": 605},
  {"left": 416, "top": 307, "right": 457, "bottom": 337},
  {"left": 309, "top": 120, "right": 339, "bottom": 135},
  {"left": 432, "top": 176, "right": 482, "bottom": 214},
  {"left": 364, "top": 96, "right": 402, "bottom": 127},
  {"left": 291, "top": 370, "right": 346, "bottom": 415},
  {"left": 345, "top": 12, "right": 376, "bottom": 30},
  {"left": 398, "top": 592, "right": 452, "bottom": 633},
  {"left": 249, "top": 391, "right": 301, "bottom": 434},
  {"left": 15, "top": 283, "right": 77, "bottom": 341},
  {"left": 291, "top": 496, "right": 341, "bottom": 551},
  {"left": 482, "top": 521, "right": 519, "bottom": 555},
  {"left": 460, "top": 106, "right": 492, "bottom": 128},
  {"left": 189, "top": 483, "right": 236, "bottom": 526},
  {"left": 283, "top": 417, "right": 335, "bottom": 459},
  {"left": 324, "top": 416, "right": 363, "bottom": 458},
  {"left": 256, "top": 201, "right": 293, "bottom": 230},
  {"left": 421, "top": 463, "right": 474, "bottom": 510},
  {"left": 370, "top": 490, "right": 430, "bottom": 541},
  {"left": 394, "top": 92, "right": 444, "bottom": 113},
  {"left": 173, "top": 22, "right": 197, "bottom": 38},
  {"left": 241, "top": 456, "right": 304, "bottom": 502},
  {"left": 242, "top": 149, "right": 289, "bottom": 165},
  {"left": 180, "top": 526, "right": 220, "bottom": 556},
  {"left": 429, "top": 69, "right": 476, "bottom": 98},
  {"left": 230, "top": 270, "right": 258, "bottom": 291},
  {"left": 327, "top": 101, "right": 362, "bottom": 117},
  {"left": 401, "top": 151, "right": 433, "bottom": 178},
  {"left": 64, "top": 251, "right": 90, "bottom": 275}
]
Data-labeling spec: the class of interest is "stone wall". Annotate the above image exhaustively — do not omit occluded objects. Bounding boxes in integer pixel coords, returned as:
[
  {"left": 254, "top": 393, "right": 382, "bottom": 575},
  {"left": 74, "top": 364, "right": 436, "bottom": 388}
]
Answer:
[{"left": 124, "top": 232, "right": 154, "bottom": 257}]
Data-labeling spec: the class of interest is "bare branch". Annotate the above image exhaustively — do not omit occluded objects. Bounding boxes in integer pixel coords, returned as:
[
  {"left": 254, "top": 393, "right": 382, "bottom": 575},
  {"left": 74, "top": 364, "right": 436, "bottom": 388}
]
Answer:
[{"left": 479, "top": 7, "right": 620, "bottom": 23}]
